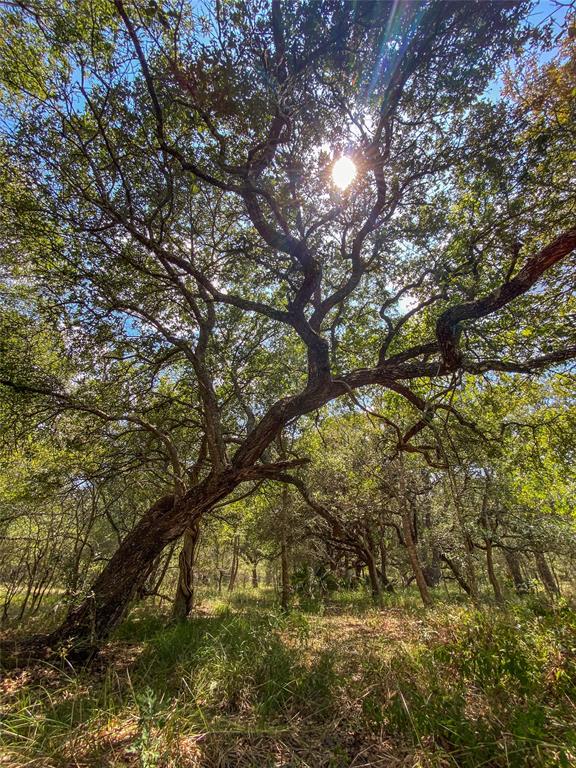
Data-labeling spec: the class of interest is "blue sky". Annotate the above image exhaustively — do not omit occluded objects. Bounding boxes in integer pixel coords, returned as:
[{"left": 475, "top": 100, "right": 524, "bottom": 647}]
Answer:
[{"left": 485, "top": 0, "right": 571, "bottom": 100}]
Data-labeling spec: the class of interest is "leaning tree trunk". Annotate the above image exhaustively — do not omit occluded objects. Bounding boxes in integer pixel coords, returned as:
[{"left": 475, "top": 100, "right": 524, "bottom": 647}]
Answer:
[
  {"left": 440, "top": 553, "right": 471, "bottom": 595},
  {"left": 397, "top": 457, "right": 432, "bottom": 608},
  {"left": 43, "top": 473, "right": 242, "bottom": 657},
  {"left": 172, "top": 521, "right": 201, "bottom": 621}
]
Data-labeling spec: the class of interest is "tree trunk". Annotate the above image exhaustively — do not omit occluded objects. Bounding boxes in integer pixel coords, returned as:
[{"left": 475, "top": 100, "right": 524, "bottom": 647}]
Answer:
[
  {"left": 422, "top": 548, "right": 442, "bottom": 588},
  {"left": 228, "top": 534, "right": 240, "bottom": 592},
  {"left": 365, "top": 547, "right": 383, "bottom": 605},
  {"left": 402, "top": 507, "right": 432, "bottom": 607},
  {"left": 280, "top": 485, "right": 291, "bottom": 611},
  {"left": 440, "top": 553, "right": 471, "bottom": 595},
  {"left": 479, "top": 487, "right": 502, "bottom": 604},
  {"left": 172, "top": 521, "right": 201, "bottom": 621},
  {"left": 534, "top": 551, "right": 560, "bottom": 596},
  {"left": 503, "top": 548, "right": 529, "bottom": 594},
  {"left": 397, "top": 457, "right": 432, "bottom": 608},
  {"left": 45, "top": 472, "right": 241, "bottom": 656},
  {"left": 463, "top": 539, "right": 479, "bottom": 603},
  {"left": 446, "top": 468, "right": 478, "bottom": 602},
  {"left": 251, "top": 563, "right": 258, "bottom": 588},
  {"left": 485, "top": 539, "right": 504, "bottom": 604},
  {"left": 422, "top": 512, "right": 442, "bottom": 587},
  {"left": 363, "top": 530, "right": 383, "bottom": 604},
  {"left": 280, "top": 537, "right": 290, "bottom": 610},
  {"left": 378, "top": 540, "right": 394, "bottom": 593}
]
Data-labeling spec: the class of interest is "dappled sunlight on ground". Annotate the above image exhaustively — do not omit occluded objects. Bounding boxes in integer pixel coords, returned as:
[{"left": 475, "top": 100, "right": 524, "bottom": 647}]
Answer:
[{"left": 1, "top": 591, "right": 575, "bottom": 767}]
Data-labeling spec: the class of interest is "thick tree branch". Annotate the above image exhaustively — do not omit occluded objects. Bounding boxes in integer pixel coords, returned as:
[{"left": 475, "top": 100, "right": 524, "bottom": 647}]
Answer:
[{"left": 436, "top": 228, "right": 576, "bottom": 368}]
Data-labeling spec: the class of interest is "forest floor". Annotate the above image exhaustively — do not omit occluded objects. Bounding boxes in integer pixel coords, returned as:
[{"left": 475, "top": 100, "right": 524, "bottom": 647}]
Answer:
[{"left": 0, "top": 588, "right": 575, "bottom": 768}]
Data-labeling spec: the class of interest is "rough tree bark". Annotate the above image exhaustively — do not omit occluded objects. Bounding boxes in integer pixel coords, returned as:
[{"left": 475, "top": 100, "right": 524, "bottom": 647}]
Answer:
[
  {"left": 534, "top": 551, "right": 560, "bottom": 596},
  {"left": 503, "top": 548, "right": 529, "bottom": 594},
  {"left": 172, "top": 521, "right": 201, "bottom": 621},
  {"left": 39, "top": 471, "right": 245, "bottom": 656},
  {"left": 378, "top": 540, "right": 394, "bottom": 593}
]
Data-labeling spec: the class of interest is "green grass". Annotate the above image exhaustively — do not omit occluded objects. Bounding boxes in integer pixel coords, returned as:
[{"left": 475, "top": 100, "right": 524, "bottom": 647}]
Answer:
[{"left": 1, "top": 591, "right": 575, "bottom": 767}]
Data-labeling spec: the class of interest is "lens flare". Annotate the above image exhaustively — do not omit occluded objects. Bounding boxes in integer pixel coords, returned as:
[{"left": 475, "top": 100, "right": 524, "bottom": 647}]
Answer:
[{"left": 332, "top": 156, "right": 356, "bottom": 190}]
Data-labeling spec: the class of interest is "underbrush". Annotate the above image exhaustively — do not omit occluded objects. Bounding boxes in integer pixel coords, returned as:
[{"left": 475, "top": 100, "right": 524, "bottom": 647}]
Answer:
[
  {"left": 361, "top": 601, "right": 576, "bottom": 767},
  {"left": 1, "top": 593, "right": 574, "bottom": 767}
]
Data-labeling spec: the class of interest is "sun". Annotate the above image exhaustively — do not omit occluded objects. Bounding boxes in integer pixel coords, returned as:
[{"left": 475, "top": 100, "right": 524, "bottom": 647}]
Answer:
[{"left": 332, "top": 156, "right": 356, "bottom": 190}]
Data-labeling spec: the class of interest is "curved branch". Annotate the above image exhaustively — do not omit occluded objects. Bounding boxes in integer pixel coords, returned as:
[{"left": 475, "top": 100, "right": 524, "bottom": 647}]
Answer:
[{"left": 436, "top": 228, "right": 576, "bottom": 368}]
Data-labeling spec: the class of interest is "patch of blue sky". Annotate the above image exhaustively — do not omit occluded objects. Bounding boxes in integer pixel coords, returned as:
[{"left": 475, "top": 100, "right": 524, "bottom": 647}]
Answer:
[{"left": 484, "top": 0, "right": 571, "bottom": 103}]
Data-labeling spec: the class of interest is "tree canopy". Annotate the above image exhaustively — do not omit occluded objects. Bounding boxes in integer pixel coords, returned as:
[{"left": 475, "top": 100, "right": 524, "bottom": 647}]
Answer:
[{"left": 0, "top": 0, "right": 575, "bottom": 653}]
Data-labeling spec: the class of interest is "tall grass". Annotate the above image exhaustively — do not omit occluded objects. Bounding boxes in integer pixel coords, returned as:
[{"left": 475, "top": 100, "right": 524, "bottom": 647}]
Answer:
[{"left": 1, "top": 591, "right": 574, "bottom": 767}]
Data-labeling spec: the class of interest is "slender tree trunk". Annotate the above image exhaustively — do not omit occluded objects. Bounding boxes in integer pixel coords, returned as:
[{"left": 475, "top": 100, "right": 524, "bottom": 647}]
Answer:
[
  {"left": 485, "top": 539, "right": 504, "bottom": 604},
  {"left": 550, "top": 559, "right": 562, "bottom": 594},
  {"left": 447, "top": 472, "right": 478, "bottom": 602},
  {"left": 172, "top": 521, "right": 201, "bottom": 621},
  {"left": 228, "top": 534, "right": 240, "bottom": 592},
  {"left": 463, "top": 539, "right": 479, "bottom": 602},
  {"left": 280, "top": 485, "right": 291, "bottom": 610},
  {"left": 18, "top": 558, "right": 41, "bottom": 621},
  {"left": 251, "top": 563, "right": 258, "bottom": 588},
  {"left": 422, "top": 512, "right": 442, "bottom": 587},
  {"left": 402, "top": 507, "right": 432, "bottom": 607},
  {"left": 534, "top": 551, "right": 560, "bottom": 596},
  {"left": 422, "top": 548, "right": 442, "bottom": 588},
  {"left": 378, "top": 540, "right": 394, "bottom": 593},
  {"left": 365, "top": 547, "right": 383, "bottom": 605},
  {"left": 479, "top": 485, "right": 502, "bottom": 604},
  {"left": 150, "top": 542, "right": 177, "bottom": 601},
  {"left": 364, "top": 530, "right": 383, "bottom": 604},
  {"left": 280, "top": 537, "right": 290, "bottom": 610},
  {"left": 397, "top": 457, "right": 432, "bottom": 607},
  {"left": 440, "top": 553, "right": 471, "bottom": 595}
]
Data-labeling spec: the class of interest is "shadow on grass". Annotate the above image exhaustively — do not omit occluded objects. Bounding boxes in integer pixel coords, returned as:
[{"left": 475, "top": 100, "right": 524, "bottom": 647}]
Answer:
[
  {"left": 125, "top": 611, "right": 337, "bottom": 719},
  {"left": 2, "top": 598, "right": 575, "bottom": 767}
]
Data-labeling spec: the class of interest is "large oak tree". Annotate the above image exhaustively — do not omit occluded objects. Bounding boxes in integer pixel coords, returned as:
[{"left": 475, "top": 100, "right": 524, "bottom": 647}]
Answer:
[{"left": 0, "top": 0, "right": 575, "bottom": 653}]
